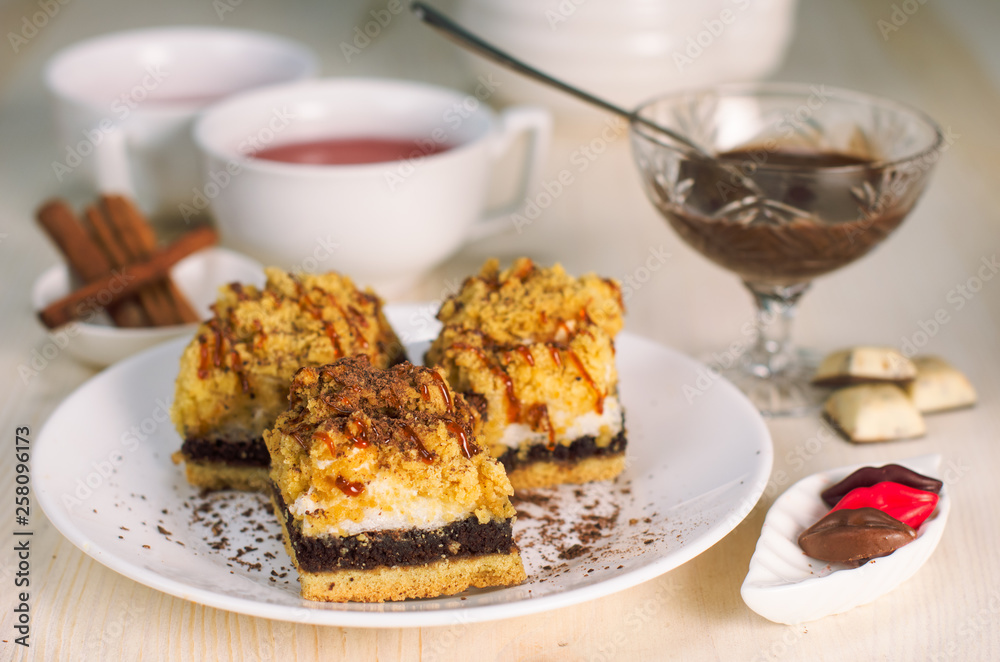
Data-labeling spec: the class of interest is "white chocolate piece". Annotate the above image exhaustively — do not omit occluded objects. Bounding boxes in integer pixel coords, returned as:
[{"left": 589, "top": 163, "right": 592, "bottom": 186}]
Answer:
[
  {"left": 812, "top": 347, "right": 917, "bottom": 386},
  {"left": 905, "top": 356, "right": 977, "bottom": 413},
  {"left": 824, "top": 384, "right": 926, "bottom": 443}
]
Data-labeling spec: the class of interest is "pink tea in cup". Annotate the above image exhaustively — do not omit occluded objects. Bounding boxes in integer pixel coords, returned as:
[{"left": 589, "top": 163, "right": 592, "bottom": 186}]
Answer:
[{"left": 253, "top": 137, "right": 452, "bottom": 165}]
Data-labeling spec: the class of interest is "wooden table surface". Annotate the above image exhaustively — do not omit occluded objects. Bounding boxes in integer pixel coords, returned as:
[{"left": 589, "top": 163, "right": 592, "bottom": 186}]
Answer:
[{"left": 2, "top": 0, "right": 1000, "bottom": 659}]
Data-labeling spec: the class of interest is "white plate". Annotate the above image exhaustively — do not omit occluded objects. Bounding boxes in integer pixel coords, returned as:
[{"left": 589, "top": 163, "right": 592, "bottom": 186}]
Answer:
[
  {"left": 741, "top": 454, "right": 949, "bottom": 625},
  {"left": 33, "top": 304, "right": 772, "bottom": 627},
  {"left": 31, "top": 246, "right": 264, "bottom": 367}
]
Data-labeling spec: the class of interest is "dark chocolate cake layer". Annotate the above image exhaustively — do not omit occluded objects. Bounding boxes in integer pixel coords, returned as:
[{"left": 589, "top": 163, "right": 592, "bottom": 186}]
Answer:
[
  {"left": 496, "top": 429, "right": 627, "bottom": 474},
  {"left": 181, "top": 437, "right": 270, "bottom": 467},
  {"left": 272, "top": 484, "right": 517, "bottom": 572}
]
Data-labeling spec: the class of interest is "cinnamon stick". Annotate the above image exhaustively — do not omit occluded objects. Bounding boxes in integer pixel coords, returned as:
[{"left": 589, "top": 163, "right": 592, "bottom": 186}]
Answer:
[
  {"left": 84, "top": 203, "right": 177, "bottom": 326},
  {"left": 38, "top": 227, "right": 218, "bottom": 329},
  {"left": 102, "top": 195, "right": 199, "bottom": 323},
  {"left": 35, "top": 200, "right": 149, "bottom": 327}
]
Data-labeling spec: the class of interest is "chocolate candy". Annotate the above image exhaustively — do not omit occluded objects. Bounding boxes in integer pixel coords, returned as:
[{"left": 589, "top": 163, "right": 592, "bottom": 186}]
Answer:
[
  {"left": 821, "top": 464, "right": 943, "bottom": 507},
  {"left": 829, "top": 481, "right": 939, "bottom": 529},
  {"left": 798, "top": 507, "right": 917, "bottom": 568},
  {"left": 812, "top": 346, "right": 917, "bottom": 387}
]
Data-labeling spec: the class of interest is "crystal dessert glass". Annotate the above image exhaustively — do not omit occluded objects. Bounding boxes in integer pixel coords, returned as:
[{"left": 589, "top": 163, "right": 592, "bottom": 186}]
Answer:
[{"left": 630, "top": 83, "right": 943, "bottom": 416}]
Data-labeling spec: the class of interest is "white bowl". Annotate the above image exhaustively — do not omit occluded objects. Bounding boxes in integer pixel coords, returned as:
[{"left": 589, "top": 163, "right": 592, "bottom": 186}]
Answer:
[
  {"left": 741, "top": 454, "right": 949, "bottom": 624},
  {"left": 44, "top": 27, "right": 318, "bottom": 218},
  {"left": 453, "top": 0, "right": 799, "bottom": 116},
  {"left": 32, "top": 247, "right": 264, "bottom": 368}
]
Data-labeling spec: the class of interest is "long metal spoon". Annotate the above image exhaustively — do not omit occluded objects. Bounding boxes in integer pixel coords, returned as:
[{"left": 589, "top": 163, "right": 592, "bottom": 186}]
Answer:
[{"left": 410, "top": 1, "right": 709, "bottom": 156}]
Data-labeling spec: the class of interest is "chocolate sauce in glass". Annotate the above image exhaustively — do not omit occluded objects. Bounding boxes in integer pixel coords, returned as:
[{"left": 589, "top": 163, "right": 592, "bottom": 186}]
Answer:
[{"left": 659, "top": 147, "right": 913, "bottom": 286}]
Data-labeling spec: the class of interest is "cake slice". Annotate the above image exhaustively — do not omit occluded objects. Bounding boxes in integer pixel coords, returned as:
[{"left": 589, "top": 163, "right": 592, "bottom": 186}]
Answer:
[
  {"left": 170, "top": 268, "right": 405, "bottom": 492},
  {"left": 426, "top": 258, "right": 626, "bottom": 489},
  {"left": 265, "top": 356, "right": 524, "bottom": 602}
]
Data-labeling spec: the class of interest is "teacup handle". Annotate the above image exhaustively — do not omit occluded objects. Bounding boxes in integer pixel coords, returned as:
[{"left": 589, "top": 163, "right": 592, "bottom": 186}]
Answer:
[
  {"left": 468, "top": 105, "right": 552, "bottom": 241},
  {"left": 92, "top": 125, "right": 136, "bottom": 197}
]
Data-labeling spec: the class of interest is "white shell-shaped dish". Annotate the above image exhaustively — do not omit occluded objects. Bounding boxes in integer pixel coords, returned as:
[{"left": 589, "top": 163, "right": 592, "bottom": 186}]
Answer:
[{"left": 741, "top": 454, "right": 949, "bottom": 624}]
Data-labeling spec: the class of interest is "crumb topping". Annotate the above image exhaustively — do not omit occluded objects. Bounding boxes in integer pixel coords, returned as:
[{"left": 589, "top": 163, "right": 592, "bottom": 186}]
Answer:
[
  {"left": 426, "top": 258, "right": 624, "bottom": 455},
  {"left": 171, "top": 268, "right": 404, "bottom": 440},
  {"left": 265, "top": 357, "right": 516, "bottom": 536},
  {"left": 433, "top": 257, "right": 624, "bottom": 343}
]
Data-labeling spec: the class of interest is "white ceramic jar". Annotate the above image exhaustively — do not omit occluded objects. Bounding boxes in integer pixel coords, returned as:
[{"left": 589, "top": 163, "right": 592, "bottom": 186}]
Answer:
[{"left": 453, "top": 0, "right": 798, "bottom": 115}]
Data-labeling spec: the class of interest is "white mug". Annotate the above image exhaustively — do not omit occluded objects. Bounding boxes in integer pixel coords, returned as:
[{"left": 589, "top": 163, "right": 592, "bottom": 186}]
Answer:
[
  {"left": 192, "top": 77, "right": 552, "bottom": 292},
  {"left": 44, "top": 26, "right": 317, "bottom": 221}
]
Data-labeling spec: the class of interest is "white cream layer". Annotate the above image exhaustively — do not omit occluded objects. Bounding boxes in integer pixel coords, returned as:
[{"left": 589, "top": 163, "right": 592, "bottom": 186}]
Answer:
[
  {"left": 497, "top": 395, "right": 623, "bottom": 449},
  {"left": 290, "top": 474, "right": 477, "bottom": 538}
]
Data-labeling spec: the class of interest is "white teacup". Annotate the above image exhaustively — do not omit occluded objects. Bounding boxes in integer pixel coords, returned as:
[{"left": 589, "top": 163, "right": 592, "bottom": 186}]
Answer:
[
  {"left": 192, "top": 77, "right": 551, "bottom": 292},
  {"left": 45, "top": 27, "right": 317, "bottom": 221}
]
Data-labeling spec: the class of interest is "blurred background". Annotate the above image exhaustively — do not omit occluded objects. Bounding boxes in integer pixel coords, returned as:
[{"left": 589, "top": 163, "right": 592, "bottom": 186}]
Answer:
[{"left": 2, "top": 0, "right": 999, "bottom": 357}]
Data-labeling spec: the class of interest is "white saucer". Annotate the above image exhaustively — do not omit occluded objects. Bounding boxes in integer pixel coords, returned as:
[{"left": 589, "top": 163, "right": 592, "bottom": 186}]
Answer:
[{"left": 31, "top": 247, "right": 263, "bottom": 367}]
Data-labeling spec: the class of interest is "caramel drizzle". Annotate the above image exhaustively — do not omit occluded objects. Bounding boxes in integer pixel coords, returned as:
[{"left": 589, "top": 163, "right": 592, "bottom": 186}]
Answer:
[
  {"left": 306, "top": 420, "right": 371, "bottom": 455},
  {"left": 511, "top": 258, "right": 536, "bottom": 279},
  {"left": 445, "top": 420, "right": 478, "bottom": 458},
  {"left": 452, "top": 343, "right": 520, "bottom": 424},
  {"left": 419, "top": 374, "right": 454, "bottom": 415},
  {"left": 525, "top": 403, "right": 556, "bottom": 451},
  {"left": 229, "top": 348, "right": 250, "bottom": 393},
  {"left": 314, "top": 430, "right": 337, "bottom": 457},
  {"left": 608, "top": 278, "right": 624, "bottom": 312},
  {"left": 324, "top": 321, "right": 343, "bottom": 355},
  {"left": 335, "top": 475, "right": 365, "bottom": 497},
  {"left": 325, "top": 294, "right": 369, "bottom": 350},
  {"left": 346, "top": 421, "right": 370, "bottom": 449},
  {"left": 266, "top": 288, "right": 284, "bottom": 308},
  {"left": 211, "top": 319, "right": 224, "bottom": 368},
  {"left": 503, "top": 346, "right": 536, "bottom": 368},
  {"left": 252, "top": 319, "right": 267, "bottom": 351},
  {"left": 565, "top": 348, "right": 603, "bottom": 414},
  {"left": 197, "top": 334, "right": 210, "bottom": 379},
  {"left": 289, "top": 428, "right": 309, "bottom": 451},
  {"left": 300, "top": 291, "right": 343, "bottom": 357},
  {"left": 402, "top": 424, "right": 435, "bottom": 464},
  {"left": 324, "top": 392, "right": 354, "bottom": 415},
  {"left": 515, "top": 346, "right": 535, "bottom": 366},
  {"left": 547, "top": 345, "right": 562, "bottom": 367},
  {"left": 429, "top": 371, "right": 454, "bottom": 412},
  {"left": 229, "top": 282, "right": 248, "bottom": 301},
  {"left": 347, "top": 305, "right": 370, "bottom": 328},
  {"left": 196, "top": 317, "right": 252, "bottom": 394},
  {"left": 285, "top": 410, "right": 310, "bottom": 450},
  {"left": 482, "top": 271, "right": 501, "bottom": 291}
]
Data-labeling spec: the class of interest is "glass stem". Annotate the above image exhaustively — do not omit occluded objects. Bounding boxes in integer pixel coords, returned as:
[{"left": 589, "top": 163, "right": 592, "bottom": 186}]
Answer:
[{"left": 742, "top": 281, "right": 811, "bottom": 378}]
